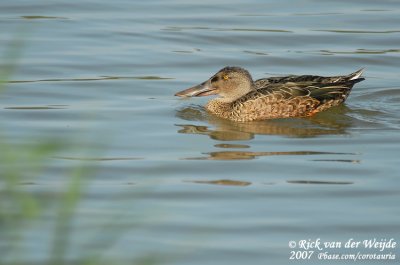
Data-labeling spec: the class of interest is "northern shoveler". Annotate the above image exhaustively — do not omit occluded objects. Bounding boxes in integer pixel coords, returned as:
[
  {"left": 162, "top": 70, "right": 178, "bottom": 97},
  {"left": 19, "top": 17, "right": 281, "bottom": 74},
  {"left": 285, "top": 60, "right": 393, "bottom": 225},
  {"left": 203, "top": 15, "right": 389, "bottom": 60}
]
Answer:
[{"left": 175, "top": 67, "right": 364, "bottom": 122}]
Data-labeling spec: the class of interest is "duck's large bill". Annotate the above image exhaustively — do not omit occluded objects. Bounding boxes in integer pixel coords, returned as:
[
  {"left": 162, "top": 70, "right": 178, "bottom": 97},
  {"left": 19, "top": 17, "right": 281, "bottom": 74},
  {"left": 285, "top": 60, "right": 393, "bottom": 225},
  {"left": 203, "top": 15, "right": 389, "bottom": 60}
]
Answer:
[{"left": 175, "top": 81, "right": 218, "bottom": 97}]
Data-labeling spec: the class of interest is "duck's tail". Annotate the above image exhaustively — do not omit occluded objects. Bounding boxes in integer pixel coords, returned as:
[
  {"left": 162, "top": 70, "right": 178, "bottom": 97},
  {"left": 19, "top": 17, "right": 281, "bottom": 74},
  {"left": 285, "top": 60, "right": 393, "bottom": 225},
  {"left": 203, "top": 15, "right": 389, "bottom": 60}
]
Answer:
[
  {"left": 347, "top": 68, "right": 365, "bottom": 83},
  {"left": 310, "top": 68, "right": 365, "bottom": 103}
]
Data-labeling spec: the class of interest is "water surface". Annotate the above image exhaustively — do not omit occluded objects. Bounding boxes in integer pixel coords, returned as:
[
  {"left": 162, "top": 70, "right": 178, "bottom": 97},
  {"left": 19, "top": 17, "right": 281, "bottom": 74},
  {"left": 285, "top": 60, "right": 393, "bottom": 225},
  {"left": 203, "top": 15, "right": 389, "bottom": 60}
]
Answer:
[{"left": 1, "top": 0, "right": 399, "bottom": 264}]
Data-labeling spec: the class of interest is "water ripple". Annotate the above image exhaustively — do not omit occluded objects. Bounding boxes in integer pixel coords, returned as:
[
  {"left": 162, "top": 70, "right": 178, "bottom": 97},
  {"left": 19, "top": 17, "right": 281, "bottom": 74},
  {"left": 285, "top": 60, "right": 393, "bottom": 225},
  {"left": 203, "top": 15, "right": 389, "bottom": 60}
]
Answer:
[
  {"left": 183, "top": 150, "right": 356, "bottom": 160},
  {"left": 313, "top": 29, "right": 400, "bottom": 34},
  {"left": 287, "top": 180, "right": 353, "bottom": 185},
  {"left": 184, "top": 179, "right": 251, "bottom": 186}
]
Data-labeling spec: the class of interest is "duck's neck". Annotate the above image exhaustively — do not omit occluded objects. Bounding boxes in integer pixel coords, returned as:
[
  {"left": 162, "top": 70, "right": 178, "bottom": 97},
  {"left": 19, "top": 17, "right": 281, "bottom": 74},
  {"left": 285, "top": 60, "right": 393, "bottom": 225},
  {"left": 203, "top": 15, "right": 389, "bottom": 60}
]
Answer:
[
  {"left": 205, "top": 82, "right": 255, "bottom": 120},
  {"left": 205, "top": 98, "right": 234, "bottom": 120},
  {"left": 221, "top": 82, "right": 255, "bottom": 103}
]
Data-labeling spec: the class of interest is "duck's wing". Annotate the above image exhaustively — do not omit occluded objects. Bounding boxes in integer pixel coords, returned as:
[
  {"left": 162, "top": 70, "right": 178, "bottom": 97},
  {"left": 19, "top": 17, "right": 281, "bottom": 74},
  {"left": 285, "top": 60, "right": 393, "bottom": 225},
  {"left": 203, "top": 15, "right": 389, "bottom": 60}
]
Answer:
[
  {"left": 237, "top": 76, "right": 364, "bottom": 108},
  {"left": 254, "top": 68, "right": 364, "bottom": 89},
  {"left": 259, "top": 78, "right": 363, "bottom": 101}
]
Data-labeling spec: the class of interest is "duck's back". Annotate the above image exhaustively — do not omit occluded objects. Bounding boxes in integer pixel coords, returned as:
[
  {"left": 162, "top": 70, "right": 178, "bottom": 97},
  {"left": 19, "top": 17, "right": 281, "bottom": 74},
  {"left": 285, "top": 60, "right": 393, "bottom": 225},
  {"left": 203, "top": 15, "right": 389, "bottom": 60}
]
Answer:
[{"left": 254, "top": 68, "right": 364, "bottom": 88}]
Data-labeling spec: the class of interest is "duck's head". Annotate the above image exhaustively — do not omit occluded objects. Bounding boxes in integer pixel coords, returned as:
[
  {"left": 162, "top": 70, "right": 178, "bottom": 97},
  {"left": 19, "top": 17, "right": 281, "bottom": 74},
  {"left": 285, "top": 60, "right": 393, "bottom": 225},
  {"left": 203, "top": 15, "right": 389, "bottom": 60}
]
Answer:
[{"left": 175, "top": 66, "right": 254, "bottom": 102}]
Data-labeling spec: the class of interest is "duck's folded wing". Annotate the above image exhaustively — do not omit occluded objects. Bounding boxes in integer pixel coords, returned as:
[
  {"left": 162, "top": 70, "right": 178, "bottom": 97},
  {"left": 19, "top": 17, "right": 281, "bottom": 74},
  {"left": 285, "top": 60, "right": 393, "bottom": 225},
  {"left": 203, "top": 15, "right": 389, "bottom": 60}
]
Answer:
[
  {"left": 308, "top": 78, "right": 364, "bottom": 102},
  {"left": 308, "top": 85, "right": 350, "bottom": 103},
  {"left": 258, "top": 79, "right": 361, "bottom": 100},
  {"left": 254, "top": 68, "right": 365, "bottom": 90}
]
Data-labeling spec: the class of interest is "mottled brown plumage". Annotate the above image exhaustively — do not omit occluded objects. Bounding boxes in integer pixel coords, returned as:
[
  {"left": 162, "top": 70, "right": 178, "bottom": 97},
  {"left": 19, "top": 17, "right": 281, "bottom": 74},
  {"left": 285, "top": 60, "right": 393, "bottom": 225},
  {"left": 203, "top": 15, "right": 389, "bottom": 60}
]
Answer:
[{"left": 175, "top": 66, "right": 364, "bottom": 122}]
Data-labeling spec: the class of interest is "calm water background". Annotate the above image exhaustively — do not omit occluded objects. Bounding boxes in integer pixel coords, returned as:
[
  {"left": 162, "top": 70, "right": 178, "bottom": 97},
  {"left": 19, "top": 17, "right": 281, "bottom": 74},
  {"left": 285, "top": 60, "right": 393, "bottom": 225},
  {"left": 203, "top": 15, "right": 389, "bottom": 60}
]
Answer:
[{"left": 1, "top": 0, "right": 400, "bottom": 264}]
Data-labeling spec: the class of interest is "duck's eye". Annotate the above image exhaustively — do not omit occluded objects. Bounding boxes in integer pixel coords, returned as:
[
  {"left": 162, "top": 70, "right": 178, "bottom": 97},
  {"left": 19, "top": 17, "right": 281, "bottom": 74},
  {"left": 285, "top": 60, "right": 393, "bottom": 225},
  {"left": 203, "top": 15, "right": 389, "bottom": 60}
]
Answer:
[{"left": 223, "top": 75, "right": 229, "bottom": 80}]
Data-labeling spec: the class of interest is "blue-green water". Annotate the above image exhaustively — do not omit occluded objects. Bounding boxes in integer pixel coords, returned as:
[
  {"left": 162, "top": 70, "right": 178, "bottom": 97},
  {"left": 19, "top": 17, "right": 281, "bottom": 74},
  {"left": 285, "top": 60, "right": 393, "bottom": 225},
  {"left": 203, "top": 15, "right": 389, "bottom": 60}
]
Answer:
[{"left": 1, "top": 1, "right": 400, "bottom": 264}]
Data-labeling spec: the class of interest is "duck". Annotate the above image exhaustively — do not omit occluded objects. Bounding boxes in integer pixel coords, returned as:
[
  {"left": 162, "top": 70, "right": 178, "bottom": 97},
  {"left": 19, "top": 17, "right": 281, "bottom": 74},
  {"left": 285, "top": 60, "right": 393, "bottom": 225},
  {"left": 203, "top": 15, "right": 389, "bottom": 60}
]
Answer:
[{"left": 175, "top": 66, "right": 364, "bottom": 122}]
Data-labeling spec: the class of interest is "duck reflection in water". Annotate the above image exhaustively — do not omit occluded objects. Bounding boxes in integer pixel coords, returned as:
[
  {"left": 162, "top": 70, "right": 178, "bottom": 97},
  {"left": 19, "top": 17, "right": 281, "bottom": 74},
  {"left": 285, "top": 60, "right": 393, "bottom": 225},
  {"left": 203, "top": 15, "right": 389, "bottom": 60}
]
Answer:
[{"left": 175, "top": 104, "right": 358, "bottom": 160}]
